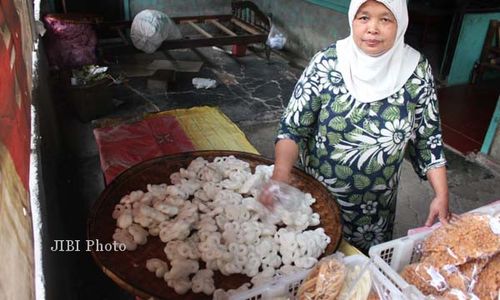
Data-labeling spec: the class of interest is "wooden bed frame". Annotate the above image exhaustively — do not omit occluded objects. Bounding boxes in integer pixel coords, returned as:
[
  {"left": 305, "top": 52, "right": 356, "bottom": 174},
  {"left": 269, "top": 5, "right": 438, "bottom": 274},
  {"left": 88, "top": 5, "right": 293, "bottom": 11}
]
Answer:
[{"left": 103, "top": 1, "right": 271, "bottom": 58}]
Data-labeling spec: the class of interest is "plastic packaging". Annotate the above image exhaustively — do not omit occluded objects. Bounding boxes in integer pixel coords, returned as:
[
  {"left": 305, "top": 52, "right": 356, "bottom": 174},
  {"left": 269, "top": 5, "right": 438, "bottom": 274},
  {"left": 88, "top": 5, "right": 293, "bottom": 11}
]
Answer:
[
  {"left": 400, "top": 212, "right": 500, "bottom": 299},
  {"left": 192, "top": 77, "right": 218, "bottom": 89},
  {"left": 297, "top": 254, "right": 385, "bottom": 300},
  {"left": 266, "top": 24, "right": 287, "bottom": 50},
  {"left": 297, "top": 255, "right": 348, "bottom": 299},
  {"left": 71, "top": 65, "right": 108, "bottom": 86},
  {"left": 43, "top": 14, "right": 98, "bottom": 68},
  {"left": 370, "top": 203, "right": 500, "bottom": 300},
  {"left": 261, "top": 179, "right": 304, "bottom": 211},
  {"left": 130, "top": 10, "right": 182, "bottom": 53},
  {"left": 213, "top": 254, "right": 396, "bottom": 300}
]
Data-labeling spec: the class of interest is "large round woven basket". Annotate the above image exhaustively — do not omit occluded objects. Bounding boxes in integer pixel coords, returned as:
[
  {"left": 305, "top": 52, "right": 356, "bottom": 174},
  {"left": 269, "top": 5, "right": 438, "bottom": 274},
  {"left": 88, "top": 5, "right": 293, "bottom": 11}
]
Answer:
[{"left": 87, "top": 150, "right": 342, "bottom": 300}]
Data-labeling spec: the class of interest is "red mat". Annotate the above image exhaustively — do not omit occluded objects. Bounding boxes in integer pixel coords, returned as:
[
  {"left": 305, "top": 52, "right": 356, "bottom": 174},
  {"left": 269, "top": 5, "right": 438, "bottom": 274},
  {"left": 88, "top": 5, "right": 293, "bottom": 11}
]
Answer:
[{"left": 93, "top": 115, "right": 195, "bottom": 184}]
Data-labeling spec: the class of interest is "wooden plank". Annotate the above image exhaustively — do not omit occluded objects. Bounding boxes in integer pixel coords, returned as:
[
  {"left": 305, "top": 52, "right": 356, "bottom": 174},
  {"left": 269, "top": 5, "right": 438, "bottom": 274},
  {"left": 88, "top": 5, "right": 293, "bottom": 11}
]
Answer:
[
  {"left": 208, "top": 19, "right": 237, "bottom": 36},
  {"left": 231, "top": 17, "right": 261, "bottom": 35},
  {"left": 159, "top": 34, "right": 267, "bottom": 50},
  {"left": 187, "top": 21, "right": 212, "bottom": 38},
  {"left": 172, "top": 14, "right": 232, "bottom": 24},
  {"left": 115, "top": 28, "right": 130, "bottom": 45}
]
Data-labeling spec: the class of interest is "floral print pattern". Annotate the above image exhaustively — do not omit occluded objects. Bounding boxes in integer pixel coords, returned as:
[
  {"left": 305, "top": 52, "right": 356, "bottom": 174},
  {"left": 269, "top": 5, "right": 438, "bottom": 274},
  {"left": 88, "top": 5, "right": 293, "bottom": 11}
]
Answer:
[
  {"left": 278, "top": 44, "right": 446, "bottom": 252},
  {"left": 285, "top": 75, "right": 318, "bottom": 125},
  {"left": 316, "top": 58, "right": 346, "bottom": 94},
  {"left": 352, "top": 219, "right": 386, "bottom": 249}
]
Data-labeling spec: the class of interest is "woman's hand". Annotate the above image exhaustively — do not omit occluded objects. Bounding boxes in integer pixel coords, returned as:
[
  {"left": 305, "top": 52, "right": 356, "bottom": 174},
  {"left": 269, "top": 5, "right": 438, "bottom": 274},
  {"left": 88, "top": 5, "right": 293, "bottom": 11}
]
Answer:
[
  {"left": 425, "top": 195, "right": 450, "bottom": 227},
  {"left": 259, "top": 181, "right": 276, "bottom": 210},
  {"left": 425, "top": 166, "right": 450, "bottom": 226},
  {"left": 260, "top": 139, "right": 298, "bottom": 209},
  {"left": 258, "top": 175, "right": 289, "bottom": 210}
]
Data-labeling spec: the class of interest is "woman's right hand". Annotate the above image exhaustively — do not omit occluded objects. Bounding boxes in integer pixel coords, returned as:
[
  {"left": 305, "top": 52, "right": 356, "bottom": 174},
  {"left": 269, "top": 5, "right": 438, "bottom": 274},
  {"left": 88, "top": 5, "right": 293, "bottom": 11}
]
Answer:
[
  {"left": 258, "top": 173, "right": 290, "bottom": 210},
  {"left": 261, "top": 138, "right": 298, "bottom": 209},
  {"left": 258, "top": 181, "right": 276, "bottom": 210}
]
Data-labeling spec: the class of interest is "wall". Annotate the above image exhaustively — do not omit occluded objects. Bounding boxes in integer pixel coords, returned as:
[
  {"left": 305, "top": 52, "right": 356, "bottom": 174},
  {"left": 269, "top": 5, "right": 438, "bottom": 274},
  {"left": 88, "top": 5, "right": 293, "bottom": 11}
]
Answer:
[
  {"left": 490, "top": 123, "right": 500, "bottom": 162},
  {"left": 32, "top": 42, "right": 74, "bottom": 300},
  {"left": 485, "top": 97, "right": 500, "bottom": 162},
  {"left": 304, "top": 0, "right": 349, "bottom": 13},
  {"left": 0, "top": 0, "right": 36, "bottom": 298},
  {"left": 253, "top": 0, "right": 349, "bottom": 59},
  {"left": 447, "top": 12, "right": 500, "bottom": 85},
  {"left": 130, "top": 0, "right": 231, "bottom": 18}
]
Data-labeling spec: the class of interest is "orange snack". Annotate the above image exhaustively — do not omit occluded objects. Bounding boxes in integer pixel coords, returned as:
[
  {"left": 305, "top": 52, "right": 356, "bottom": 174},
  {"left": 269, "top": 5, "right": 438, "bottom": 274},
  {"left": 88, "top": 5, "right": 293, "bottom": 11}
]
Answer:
[
  {"left": 297, "top": 257, "right": 346, "bottom": 300},
  {"left": 422, "top": 214, "right": 500, "bottom": 267},
  {"left": 473, "top": 254, "right": 500, "bottom": 300}
]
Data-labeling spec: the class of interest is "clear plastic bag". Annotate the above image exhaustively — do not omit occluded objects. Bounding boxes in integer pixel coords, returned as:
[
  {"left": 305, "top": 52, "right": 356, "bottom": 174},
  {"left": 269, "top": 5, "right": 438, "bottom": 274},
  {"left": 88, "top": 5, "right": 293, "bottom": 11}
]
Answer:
[
  {"left": 192, "top": 77, "right": 217, "bottom": 89},
  {"left": 260, "top": 179, "right": 303, "bottom": 211},
  {"left": 130, "top": 9, "right": 182, "bottom": 53},
  {"left": 297, "top": 254, "right": 385, "bottom": 300},
  {"left": 266, "top": 24, "right": 287, "bottom": 50}
]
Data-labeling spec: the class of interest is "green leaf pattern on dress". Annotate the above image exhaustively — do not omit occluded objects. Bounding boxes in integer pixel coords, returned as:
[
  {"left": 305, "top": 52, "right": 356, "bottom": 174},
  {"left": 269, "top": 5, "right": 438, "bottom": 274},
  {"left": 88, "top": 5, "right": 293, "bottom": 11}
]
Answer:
[{"left": 278, "top": 44, "right": 446, "bottom": 252}]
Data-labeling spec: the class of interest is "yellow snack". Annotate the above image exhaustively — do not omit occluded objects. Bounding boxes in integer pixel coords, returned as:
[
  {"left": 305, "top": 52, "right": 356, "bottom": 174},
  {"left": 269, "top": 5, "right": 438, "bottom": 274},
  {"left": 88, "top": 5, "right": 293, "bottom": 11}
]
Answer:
[
  {"left": 337, "top": 264, "right": 372, "bottom": 300},
  {"left": 297, "top": 257, "right": 346, "bottom": 300}
]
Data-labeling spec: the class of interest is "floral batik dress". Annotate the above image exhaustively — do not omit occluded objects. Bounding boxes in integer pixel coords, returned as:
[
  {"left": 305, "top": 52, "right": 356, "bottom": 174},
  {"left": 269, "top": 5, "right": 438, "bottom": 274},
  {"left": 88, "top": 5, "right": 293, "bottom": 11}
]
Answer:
[{"left": 277, "top": 44, "right": 447, "bottom": 253}]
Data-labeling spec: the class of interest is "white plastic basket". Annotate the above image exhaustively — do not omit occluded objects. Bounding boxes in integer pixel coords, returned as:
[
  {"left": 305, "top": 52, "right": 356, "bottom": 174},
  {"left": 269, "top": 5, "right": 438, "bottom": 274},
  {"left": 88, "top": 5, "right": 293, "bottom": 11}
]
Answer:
[
  {"left": 368, "top": 202, "right": 500, "bottom": 300},
  {"left": 227, "top": 268, "right": 310, "bottom": 300},
  {"left": 368, "top": 232, "right": 429, "bottom": 300},
  {"left": 227, "top": 254, "right": 396, "bottom": 300}
]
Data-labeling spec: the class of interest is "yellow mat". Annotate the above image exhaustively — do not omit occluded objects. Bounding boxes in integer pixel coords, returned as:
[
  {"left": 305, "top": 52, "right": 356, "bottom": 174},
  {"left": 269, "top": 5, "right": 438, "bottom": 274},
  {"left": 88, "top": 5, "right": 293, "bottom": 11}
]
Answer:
[
  {"left": 339, "top": 240, "right": 363, "bottom": 256},
  {"left": 155, "top": 106, "right": 258, "bottom": 154},
  {"left": 153, "top": 106, "right": 360, "bottom": 256}
]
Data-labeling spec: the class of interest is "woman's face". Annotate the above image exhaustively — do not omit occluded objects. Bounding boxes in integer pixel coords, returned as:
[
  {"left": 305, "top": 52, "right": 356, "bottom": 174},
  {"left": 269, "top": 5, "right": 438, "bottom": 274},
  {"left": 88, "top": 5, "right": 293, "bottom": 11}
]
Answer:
[{"left": 352, "top": 0, "right": 397, "bottom": 56}]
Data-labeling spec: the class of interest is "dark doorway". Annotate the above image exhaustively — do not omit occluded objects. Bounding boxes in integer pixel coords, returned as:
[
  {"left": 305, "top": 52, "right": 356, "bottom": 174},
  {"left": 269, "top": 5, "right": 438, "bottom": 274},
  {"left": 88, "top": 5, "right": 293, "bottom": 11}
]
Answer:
[
  {"left": 59, "top": 0, "right": 124, "bottom": 21},
  {"left": 406, "top": 0, "right": 500, "bottom": 155}
]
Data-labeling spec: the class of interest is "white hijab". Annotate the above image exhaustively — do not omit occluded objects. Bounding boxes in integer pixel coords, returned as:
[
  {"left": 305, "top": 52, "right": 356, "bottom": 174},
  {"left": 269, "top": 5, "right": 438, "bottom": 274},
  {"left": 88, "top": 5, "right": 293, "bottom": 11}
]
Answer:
[{"left": 337, "top": 0, "right": 420, "bottom": 103}]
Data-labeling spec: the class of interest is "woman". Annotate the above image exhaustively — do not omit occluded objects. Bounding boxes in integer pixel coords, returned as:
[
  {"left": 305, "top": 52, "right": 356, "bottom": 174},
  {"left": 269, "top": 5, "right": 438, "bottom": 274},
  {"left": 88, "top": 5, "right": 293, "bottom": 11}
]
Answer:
[{"left": 262, "top": 0, "right": 450, "bottom": 253}]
